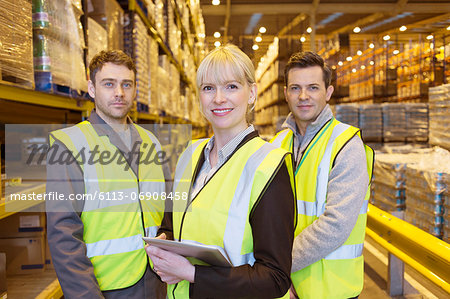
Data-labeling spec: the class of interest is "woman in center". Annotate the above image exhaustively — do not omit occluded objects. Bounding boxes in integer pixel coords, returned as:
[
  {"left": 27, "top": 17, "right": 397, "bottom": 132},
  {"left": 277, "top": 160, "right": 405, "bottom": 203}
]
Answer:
[{"left": 146, "top": 44, "right": 295, "bottom": 298}]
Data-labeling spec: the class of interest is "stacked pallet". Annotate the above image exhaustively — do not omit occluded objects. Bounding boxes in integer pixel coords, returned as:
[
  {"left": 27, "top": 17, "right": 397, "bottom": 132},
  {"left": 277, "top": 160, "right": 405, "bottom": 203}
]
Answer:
[
  {"left": 429, "top": 84, "right": 450, "bottom": 151},
  {"left": 335, "top": 104, "right": 359, "bottom": 128},
  {"left": 406, "top": 103, "right": 428, "bottom": 143},
  {"left": 0, "top": 0, "right": 34, "bottom": 88},
  {"left": 382, "top": 103, "right": 407, "bottom": 142},
  {"left": 405, "top": 147, "right": 450, "bottom": 241},
  {"left": 33, "top": 0, "right": 87, "bottom": 94},
  {"left": 370, "top": 146, "right": 424, "bottom": 212},
  {"left": 359, "top": 104, "right": 382, "bottom": 142}
]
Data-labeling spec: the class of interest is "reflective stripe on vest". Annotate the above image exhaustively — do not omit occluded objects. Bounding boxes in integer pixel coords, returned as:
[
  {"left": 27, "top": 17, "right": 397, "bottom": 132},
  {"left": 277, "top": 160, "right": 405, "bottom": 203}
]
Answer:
[
  {"left": 325, "top": 243, "right": 364, "bottom": 260},
  {"left": 172, "top": 139, "right": 207, "bottom": 193},
  {"left": 86, "top": 233, "right": 144, "bottom": 258},
  {"left": 222, "top": 142, "right": 276, "bottom": 266}
]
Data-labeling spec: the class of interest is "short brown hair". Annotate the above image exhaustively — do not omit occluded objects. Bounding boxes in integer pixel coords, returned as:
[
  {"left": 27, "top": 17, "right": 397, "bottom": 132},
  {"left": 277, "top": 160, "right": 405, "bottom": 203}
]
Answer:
[
  {"left": 89, "top": 50, "right": 137, "bottom": 85},
  {"left": 284, "top": 51, "right": 332, "bottom": 88}
]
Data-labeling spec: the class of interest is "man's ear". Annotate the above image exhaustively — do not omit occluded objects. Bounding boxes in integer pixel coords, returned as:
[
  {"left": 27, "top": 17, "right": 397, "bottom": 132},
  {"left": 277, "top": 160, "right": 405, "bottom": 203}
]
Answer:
[
  {"left": 88, "top": 80, "right": 95, "bottom": 99},
  {"left": 325, "top": 85, "right": 334, "bottom": 102}
]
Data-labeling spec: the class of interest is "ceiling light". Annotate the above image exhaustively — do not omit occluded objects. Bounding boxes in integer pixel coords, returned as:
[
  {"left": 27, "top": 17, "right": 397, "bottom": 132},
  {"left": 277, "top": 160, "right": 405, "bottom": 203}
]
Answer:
[
  {"left": 361, "top": 65, "right": 366, "bottom": 70},
  {"left": 352, "top": 68, "right": 357, "bottom": 73},
  {"left": 426, "top": 34, "right": 433, "bottom": 40},
  {"left": 212, "top": 0, "right": 220, "bottom": 5},
  {"left": 393, "top": 49, "right": 399, "bottom": 55},
  {"left": 383, "top": 35, "right": 390, "bottom": 41},
  {"left": 214, "top": 41, "right": 221, "bottom": 47},
  {"left": 332, "top": 65, "right": 336, "bottom": 70},
  {"left": 252, "top": 44, "right": 259, "bottom": 50},
  {"left": 198, "top": 33, "right": 205, "bottom": 38},
  {"left": 346, "top": 56, "right": 352, "bottom": 61},
  {"left": 399, "top": 26, "right": 407, "bottom": 32},
  {"left": 300, "top": 36, "right": 306, "bottom": 43},
  {"left": 259, "top": 27, "right": 266, "bottom": 33},
  {"left": 306, "top": 27, "right": 312, "bottom": 33},
  {"left": 370, "top": 60, "right": 374, "bottom": 65},
  {"left": 338, "top": 61, "right": 343, "bottom": 66},
  {"left": 353, "top": 27, "right": 361, "bottom": 33},
  {"left": 357, "top": 50, "right": 362, "bottom": 56},
  {"left": 447, "top": 25, "right": 450, "bottom": 30},
  {"left": 255, "top": 36, "right": 262, "bottom": 42},
  {"left": 213, "top": 32, "right": 221, "bottom": 38},
  {"left": 369, "top": 43, "right": 375, "bottom": 49}
]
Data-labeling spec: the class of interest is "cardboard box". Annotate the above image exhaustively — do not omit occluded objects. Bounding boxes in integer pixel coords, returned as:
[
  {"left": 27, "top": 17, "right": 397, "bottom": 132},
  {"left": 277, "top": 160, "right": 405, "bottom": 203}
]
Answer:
[
  {"left": 0, "top": 212, "right": 45, "bottom": 238},
  {"left": 0, "top": 237, "right": 45, "bottom": 275},
  {"left": 0, "top": 252, "right": 6, "bottom": 297}
]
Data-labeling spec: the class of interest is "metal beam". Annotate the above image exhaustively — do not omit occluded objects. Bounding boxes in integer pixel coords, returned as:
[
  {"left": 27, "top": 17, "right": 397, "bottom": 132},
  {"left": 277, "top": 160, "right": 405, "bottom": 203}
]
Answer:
[
  {"left": 327, "top": 13, "right": 385, "bottom": 38},
  {"left": 278, "top": 13, "right": 307, "bottom": 36},
  {"left": 202, "top": 3, "right": 450, "bottom": 16},
  {"left": 310, "top": 0, "right": 320, "bottom": 52},
  {"left": 379, "top": 13, "right": 450, "bottom": 36},
  {"left": 224, "top": 0, "right": 231, "bottom": 42}
]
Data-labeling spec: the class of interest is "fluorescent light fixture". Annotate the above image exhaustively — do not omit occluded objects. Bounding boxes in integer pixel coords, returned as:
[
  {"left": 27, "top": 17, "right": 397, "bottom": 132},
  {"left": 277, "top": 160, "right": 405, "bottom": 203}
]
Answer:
[
  {"left": 362, "top": 12, "right": 412, "bottom": 32},
  {"left": 255, "top": 36, "right": 262, "bottom": 42},
  {"left": 252, "top": 44, "right": 259, "bottom": 50},
  {"left": 213, "top": 32, "right": 221, "bottom": 38},
  {"left": 318, "top": 13, "right": 343, "bottom": 26},
  {"left": 214, "top": 41, "right": 221, "bottom": 47},
  {"left": 353, "top": 27, "right": 361, "bottom": 33},
  {"left": 259, "top": 27, "right": 266, "bottom": 33},
  {"left": 245, "top": 14, "right": 263, "bottom": 35},
  {"left": 212, "top": 0, "right": 220, "bottom": 5},
  {"left": 399, "top": 26, "right": 407, "bottom": 32}
]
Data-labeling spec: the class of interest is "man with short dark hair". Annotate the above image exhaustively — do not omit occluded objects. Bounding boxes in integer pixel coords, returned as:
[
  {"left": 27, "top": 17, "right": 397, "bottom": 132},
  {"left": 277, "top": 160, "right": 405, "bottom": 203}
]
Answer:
[
  {"left": 46, "top": 50, "right": 167, "bottom": 298},
  {"left": 271, "top": 51, "right": 374, "bottom": 299}
]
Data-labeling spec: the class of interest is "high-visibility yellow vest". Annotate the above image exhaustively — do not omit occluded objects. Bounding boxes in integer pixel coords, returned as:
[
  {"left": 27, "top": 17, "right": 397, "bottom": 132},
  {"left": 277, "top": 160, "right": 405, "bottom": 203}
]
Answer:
[
  {"left": 168, "top": 136, "right": 293, "bottom": 299},
  {"left": 271, "top": 118, "right": 374, "bottom": 299},
  {"left": 50, "top": 121, "right": 165, "bottom": 291}
]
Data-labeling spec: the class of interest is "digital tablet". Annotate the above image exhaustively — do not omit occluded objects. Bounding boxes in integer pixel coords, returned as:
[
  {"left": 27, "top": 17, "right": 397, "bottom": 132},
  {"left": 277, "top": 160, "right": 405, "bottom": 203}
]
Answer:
[{"left": 143, "top": 237, "right": 233, "bottom": 267}]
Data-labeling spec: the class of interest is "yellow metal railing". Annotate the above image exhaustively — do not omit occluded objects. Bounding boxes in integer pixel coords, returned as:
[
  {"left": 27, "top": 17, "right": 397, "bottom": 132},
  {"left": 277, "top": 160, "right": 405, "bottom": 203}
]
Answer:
[{"left": 366, "top": 204, "right": 450, "bottom": 293}]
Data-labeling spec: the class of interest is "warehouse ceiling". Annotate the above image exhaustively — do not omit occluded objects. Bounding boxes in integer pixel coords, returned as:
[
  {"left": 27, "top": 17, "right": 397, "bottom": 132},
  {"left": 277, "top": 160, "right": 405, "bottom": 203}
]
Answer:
[{"left": 199, "top": 0, "right": 450, "bottom": 63}]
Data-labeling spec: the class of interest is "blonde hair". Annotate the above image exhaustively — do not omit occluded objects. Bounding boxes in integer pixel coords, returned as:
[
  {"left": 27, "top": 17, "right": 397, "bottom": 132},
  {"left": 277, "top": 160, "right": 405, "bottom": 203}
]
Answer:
[{"left": 196, "top": 44, "right": 255, "bottom": 88}]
